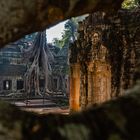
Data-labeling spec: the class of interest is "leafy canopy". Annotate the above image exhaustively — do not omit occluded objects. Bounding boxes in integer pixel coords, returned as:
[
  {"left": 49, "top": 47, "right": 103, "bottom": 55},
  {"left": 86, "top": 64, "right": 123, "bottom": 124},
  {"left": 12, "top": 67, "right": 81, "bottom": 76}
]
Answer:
[
  {"left": 122, "top": 0, "right": 139, "bottom": 9},
  {"left": 53, "top": 18, "right": 78, "bottom": 48}
]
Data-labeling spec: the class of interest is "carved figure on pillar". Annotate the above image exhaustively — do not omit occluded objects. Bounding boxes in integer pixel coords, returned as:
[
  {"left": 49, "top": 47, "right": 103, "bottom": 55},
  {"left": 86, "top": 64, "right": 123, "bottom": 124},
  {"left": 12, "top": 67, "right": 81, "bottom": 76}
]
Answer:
[
  {"left": 91, "top": 31, "right": 108, "bottom": 62},
  {"left": 86, "top": 30, "right": 111, "bottom": 107}
]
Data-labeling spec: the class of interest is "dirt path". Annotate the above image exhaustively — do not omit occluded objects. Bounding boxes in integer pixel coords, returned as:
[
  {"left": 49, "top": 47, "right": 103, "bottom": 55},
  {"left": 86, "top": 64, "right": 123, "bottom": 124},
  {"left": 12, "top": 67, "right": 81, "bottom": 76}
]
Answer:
[{"left": 12, "top": 99, "right": 69, "bottom": 115}]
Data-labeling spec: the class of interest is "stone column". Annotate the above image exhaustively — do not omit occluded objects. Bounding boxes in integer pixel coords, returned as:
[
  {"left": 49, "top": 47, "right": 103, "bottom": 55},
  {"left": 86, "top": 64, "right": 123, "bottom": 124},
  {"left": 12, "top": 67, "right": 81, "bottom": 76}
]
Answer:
[
  {"left": 80, "top": 73, "right": 88, "bottom": 109},
  {"left": 86, "top": 61, "right": 112, "bottom": 106},
  {"left": 12, "top": 78, "right": 17, "bottom": 92},
  {"left": 69, "top": 63, "right": 80, "bottom": 112},
  {"left": 92, "top": 61, "right": 111, "bottom": 104},
  {"left": 87, "top": 62, "right": 94, "bottom": 107},
  {"left": 106, "top": 65, "right": 111, "bottom": 101},
  {"left": 0, "top": 77, "right": 3, "bottom": 92}
]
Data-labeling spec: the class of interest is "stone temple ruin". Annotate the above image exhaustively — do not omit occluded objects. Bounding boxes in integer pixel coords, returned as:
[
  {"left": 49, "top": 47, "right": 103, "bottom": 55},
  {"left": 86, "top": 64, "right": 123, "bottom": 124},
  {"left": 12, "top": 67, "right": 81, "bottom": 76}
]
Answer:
[
  {"left": 69, "top": 8, "right": 140, "bottom": 111},
  {"left": 0, "top": 43, "right": 26, "bottom": 94},
  {"left": 0, "top": 7, "right": 139, "bottom": 113},
  {"left": 0, "top": 33, "right": 69, "bottom": 97},
  {"left": 0, "top": 0, "right": 140, "bottom": 139}
]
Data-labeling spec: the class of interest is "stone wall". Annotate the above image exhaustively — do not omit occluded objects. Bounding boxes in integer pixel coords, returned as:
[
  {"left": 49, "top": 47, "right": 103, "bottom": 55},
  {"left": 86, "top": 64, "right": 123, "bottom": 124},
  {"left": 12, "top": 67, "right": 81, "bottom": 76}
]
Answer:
[
  {"left": 0, "top": 76, "right": 24, "bottom": 94},
  {"left": 69, "top": 7, "right": 140, "bottom": 110}
]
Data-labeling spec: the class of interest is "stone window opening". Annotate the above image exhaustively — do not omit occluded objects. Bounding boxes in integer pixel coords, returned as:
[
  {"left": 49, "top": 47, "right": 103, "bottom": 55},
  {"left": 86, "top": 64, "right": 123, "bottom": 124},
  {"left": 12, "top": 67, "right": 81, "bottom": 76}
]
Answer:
[
  {"left": 17, "top": 80, "right": 24, "bottom": 90},
  {"left": 3, "top": 80, "right": 12, "bottom": 90}
]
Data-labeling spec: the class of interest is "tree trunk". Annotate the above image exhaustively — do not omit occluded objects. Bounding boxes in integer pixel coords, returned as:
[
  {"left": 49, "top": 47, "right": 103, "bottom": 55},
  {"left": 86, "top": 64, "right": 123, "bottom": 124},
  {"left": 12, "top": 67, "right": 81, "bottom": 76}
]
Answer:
[{"left": 24, "top": 31, "right": 54, "bottom": 96}]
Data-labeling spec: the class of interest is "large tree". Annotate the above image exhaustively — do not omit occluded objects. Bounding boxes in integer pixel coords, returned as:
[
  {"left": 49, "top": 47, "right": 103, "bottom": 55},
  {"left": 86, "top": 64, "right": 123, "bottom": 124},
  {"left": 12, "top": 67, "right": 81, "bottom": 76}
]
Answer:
[
  {"left": 23, "top": 31, "right": 54, "bottom": 96},
  {"left": 53, "top": 19, "right": 78, "bottom": 48}
]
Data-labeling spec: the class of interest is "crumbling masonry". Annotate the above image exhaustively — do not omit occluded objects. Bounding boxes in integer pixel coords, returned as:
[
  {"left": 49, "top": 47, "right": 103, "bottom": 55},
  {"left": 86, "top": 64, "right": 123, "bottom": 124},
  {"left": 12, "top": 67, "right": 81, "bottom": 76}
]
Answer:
[{"left": 69, "top": 8, "right": 140, "bottom": 111}]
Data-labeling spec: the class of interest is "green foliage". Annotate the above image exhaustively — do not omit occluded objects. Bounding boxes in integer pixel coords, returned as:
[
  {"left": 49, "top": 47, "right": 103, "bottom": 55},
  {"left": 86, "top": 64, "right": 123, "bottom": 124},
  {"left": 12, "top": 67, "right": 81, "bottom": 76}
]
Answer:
[
  {"left": 52, "top": 38, "right": 64, "bottom": 48},
  {"left": 122, "top": 0, "right": 139, "bottom": 9},
  {"left": 63, "top": 18, "right": 78, "bottom": 42},
  {"left": 52, "top": 18, "right": 78, "bottom": 48}
]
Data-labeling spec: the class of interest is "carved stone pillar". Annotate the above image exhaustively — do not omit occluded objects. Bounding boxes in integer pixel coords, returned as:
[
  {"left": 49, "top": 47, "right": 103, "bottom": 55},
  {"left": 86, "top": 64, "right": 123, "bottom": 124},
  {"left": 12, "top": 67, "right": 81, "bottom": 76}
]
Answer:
[
  {"left": 0, "top": 77, "right": 3, "bottom": 92},
  {"left": 83, "top": 60, "right": 112, "bottom": 108},
  {"left": 12, "top": 78, "right": 17, "bottom": 91},
  {"left": 87, "top": 62, "right": 94, "bottom": 107},
  {"left": 80, "top": 72, "right": 88, "bottom": 109},
  {"left": 69, "top": 63, "right": 80, "bottom": 112}
]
